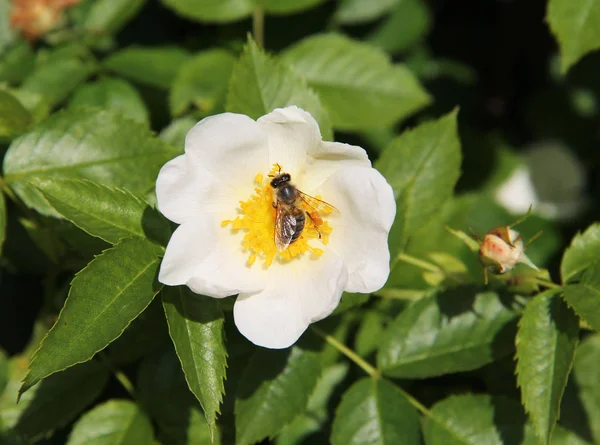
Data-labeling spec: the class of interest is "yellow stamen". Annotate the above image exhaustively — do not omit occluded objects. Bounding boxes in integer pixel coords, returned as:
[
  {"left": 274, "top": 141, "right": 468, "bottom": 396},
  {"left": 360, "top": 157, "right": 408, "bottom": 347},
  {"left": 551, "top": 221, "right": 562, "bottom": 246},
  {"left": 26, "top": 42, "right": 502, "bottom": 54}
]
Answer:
[{"left": 221, "top": 164, "right": 333, "bottom": 268}]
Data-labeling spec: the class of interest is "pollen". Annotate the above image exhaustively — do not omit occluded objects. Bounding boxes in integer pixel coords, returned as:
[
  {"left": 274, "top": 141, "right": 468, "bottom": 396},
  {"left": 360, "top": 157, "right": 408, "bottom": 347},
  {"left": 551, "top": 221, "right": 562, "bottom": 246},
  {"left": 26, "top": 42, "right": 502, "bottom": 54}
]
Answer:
[{"left": 221, "top": 165, "right": 333, "bottom": 268}]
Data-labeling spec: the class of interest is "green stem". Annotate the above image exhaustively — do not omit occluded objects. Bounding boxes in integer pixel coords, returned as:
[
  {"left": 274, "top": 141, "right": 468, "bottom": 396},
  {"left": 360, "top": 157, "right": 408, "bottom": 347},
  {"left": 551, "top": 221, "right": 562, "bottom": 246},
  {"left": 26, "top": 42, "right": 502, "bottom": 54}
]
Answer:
[
  {"left": 530, "top": 277, "right": 562, "bottom": 290},
  {"left": 394, "top": 252, "right": 441, "bottom": 273},
  {"left": 253, "top": 7, "right": 265, "bottom": 48},
  {"left": 311, "top": 326, "right": 380, "bottom": 379}
]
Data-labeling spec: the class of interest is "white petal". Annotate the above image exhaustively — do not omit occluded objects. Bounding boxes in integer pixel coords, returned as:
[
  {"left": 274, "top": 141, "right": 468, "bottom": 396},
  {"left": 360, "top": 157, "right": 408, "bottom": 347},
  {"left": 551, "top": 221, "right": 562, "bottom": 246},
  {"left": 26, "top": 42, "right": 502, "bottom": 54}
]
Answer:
[
  {"left": 320, "top": 166, "right": 396, "bottom": 293},
  {"left": 156, "top": 154, "right": 226, "bottom": 224},
  {"left": 258, "top": 106, "right": 321, "bottom": 178},
  {"left": 299, "top": 140, "right": 371, "bottom": 192},
  {"left": 233, "top": 250, "right": 348, "bottom": 349},
  {"left": 159, "top": 219, "right": 266, "bottom": 298},
  {"left": 185, "top": 113, "right": 269, "bottom": 191}
]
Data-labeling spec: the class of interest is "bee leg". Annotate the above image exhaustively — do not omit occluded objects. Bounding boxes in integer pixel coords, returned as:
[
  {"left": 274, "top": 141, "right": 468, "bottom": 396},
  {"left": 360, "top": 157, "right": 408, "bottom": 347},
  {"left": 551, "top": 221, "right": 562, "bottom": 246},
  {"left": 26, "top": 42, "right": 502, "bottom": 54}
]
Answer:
[{"left": 305, "top": 211, "right": 322, "bottom": 239}]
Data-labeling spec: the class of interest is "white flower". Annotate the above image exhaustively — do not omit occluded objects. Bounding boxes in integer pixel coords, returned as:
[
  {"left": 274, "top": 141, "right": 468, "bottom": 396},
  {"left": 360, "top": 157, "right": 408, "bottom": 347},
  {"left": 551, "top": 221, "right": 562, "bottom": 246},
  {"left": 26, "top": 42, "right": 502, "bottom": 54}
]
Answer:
[{"left": 156, "top": 106, "right": 396, "bottom": 349}]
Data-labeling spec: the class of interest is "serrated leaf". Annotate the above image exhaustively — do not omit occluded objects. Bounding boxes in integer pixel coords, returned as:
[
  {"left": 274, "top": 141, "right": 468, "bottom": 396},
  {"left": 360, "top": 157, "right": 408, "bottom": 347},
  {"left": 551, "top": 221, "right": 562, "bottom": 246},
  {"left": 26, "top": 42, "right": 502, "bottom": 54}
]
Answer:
[
  {"left": 104, "top": 46, "right": 190, "bottom": 89},
  {"left": 3, "top": 107, "right": 179, "bottom": 216},
  {"left": 1, "top": 361, "right": 109, "bottom": 441},
  {"left": 334, "top": 0, "right": 397, "bottom": 24},
  {"left": 516, "top": 290, "right": 579, "bottom": 444},
  {"left": 226, "top": 38, "right": 333, "bottom": 141},
  {"left": 571, "top": 334, "right": 600, "bottom": 444},
  {"left": 235, "top": 347, "right": 321, "bottom": 445},
  {"left": 19, "top": 237, "right": 164, "bottom": 396},
  {"left": 561, "top": 223, "right": 600, "bottom": 284},
  {"left": 0, "top": 90, "right": 31, "bottom": 138},
  {"left": 169, "top": 49, "right": 235, "bottom": 117},
  {"left": 66, "top": 400, "right": 154, "bottom": 445},
  {"left": 282, "top": 33, "right": 430, "bottom": 130},
  {"left": 82, "top": 0, "right": 146, "bottom": 35},
  {"left": 138, "top": 349, "right": 219, "bottom": 445},
  {"left": 422, "top": 394, "right": 533, "bottom": 445},
  {"left": 331, "top": 377, "right": 420, "bottom": 445},
  {"left": 69, "top": 77, "right": 149, "bottom": 126},
  {"left": 547, "top": 0, "right": 600, "bottom": 74},
  {"left": 563, "top": 260, "right": 600, "bottom": 331},
  {"left": 377, "top": 290, "right": 521, "bottom": 378},
  {"left": 20, "top": 57, "right": 93, "bottom": 107},
  {"left": 32, "top": 178, "right": 170, "bottom": 245},
  {"left": 162, "top": 286, "right": 227, "bottom": 438},
  {"left": 161, "top": 0, "right": 253, "bottom": 22},
  {"left": 376, "top": 110, "right": 461, "bottom": 255}
]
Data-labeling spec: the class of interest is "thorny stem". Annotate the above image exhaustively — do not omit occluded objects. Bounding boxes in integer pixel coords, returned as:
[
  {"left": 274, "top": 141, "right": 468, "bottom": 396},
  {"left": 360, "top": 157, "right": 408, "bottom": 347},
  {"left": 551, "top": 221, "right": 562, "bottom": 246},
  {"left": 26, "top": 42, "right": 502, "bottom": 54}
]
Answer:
[
  {"left": 310, "top": 326, "right": 380, "bottom": 379},
  {"left": 253, "top": 6, "right": 265, "bottom": 48}
]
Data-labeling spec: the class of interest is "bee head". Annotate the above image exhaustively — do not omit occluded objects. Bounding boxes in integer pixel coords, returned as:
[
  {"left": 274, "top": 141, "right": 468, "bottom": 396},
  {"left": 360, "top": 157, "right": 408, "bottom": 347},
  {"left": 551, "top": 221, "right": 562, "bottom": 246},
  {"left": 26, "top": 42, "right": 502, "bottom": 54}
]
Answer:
[{"left": 270, "top": 173, "right": 291, "bottom": 188}]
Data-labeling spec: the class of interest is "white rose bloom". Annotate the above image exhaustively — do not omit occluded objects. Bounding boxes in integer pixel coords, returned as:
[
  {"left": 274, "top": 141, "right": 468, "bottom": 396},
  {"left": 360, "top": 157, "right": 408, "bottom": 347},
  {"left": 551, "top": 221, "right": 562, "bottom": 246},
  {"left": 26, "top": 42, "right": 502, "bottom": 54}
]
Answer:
[{"left": 156, "top": 106, "right": 396, "bottom": 349}]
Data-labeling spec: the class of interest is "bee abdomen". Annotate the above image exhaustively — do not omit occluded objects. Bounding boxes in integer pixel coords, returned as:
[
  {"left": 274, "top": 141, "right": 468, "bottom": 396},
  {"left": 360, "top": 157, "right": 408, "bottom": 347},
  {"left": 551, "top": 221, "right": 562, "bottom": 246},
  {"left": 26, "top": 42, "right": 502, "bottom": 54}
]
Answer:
[{"left": 290, "top": 211, "right": 305, "bottom": 244}]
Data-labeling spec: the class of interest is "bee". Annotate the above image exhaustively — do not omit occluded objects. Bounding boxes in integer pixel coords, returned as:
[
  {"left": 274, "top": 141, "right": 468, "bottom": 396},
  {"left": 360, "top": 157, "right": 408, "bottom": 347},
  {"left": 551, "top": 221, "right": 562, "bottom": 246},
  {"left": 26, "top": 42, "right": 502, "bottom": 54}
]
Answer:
[{"left": 270, "top": 168, "right": 337, "bottom": 252}]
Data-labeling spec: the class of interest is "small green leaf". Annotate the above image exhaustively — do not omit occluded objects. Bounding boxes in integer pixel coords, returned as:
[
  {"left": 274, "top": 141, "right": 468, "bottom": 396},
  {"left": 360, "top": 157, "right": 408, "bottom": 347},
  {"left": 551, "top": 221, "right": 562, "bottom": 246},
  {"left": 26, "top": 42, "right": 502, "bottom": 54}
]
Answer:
[
  {"left": 0, "top": 90, "right": 31, "bottom": 138},
  {"left": 377, "top": 290, "right": 521, "bottom": 378},
  {"left": 160, "top": 0, "right": 253, "bottom": 22},
  {"left": 354, "top": 310, "right": 385, "bottom": 357},
  {"left": 422, "top": 394, "right": 531, "bottom": 445},
  {"left": 333, "top": 0, "right": 397, "bottom": 24},
  {"left": 169, "top": 49, "right": 235, "bottom": 117},
  {"left": 162, "top": 286, "right": 227, "bottom": 438},
  {"left": 104, "top": 46, "right": 190, "bottom": 89},
  {"left": 561, "top": 223, "right": 600, "bottom": 284},
  {"left": 19, "top": 238, "right": 164, "bottom": 396},
  {"left": 20, "top": 57, "right": 93, "bottom": 108},
  {"left": 376, "top": 110, "right": 461, "bottom": 255},
  {"left": 516, "top": 290, "right": 579, "bottom": 444},
  {"left": 83, "top": 0, "right": 146, "bottom": 35},
  {"left": 66, "top": 400, "right": 154, "bottom": 445},
  {"left": 571, "top": 334, "right": 600, "bottom": 444},
  {"left": 283, "top": 33, "right": 430, "bottom": 130},
  {"left": 563, "top": 261, "right": 600, "bottom": 331},
  {"left": 235, "top": 347, "right": 321, "bottom": 445},
  {"left": 3, "top": 107, "right": 179, "bottom": 216},
  {"left": 547, "top": 0, "right": 600, "bottom": 74},
  {"left": 4, "top": 361, "right": 109, "bottom": 441},
  {"left": 69, "top": 77, "right": 149, "bottom": 126},
  {"left": 331, "top": 377, "right": 420, "bottom": 445},
  {"left": 227, "top": 38, "right": 333, "bottom": 141},
  {"left": 32, "top": 178, "right": 170, "bottom": 245}
]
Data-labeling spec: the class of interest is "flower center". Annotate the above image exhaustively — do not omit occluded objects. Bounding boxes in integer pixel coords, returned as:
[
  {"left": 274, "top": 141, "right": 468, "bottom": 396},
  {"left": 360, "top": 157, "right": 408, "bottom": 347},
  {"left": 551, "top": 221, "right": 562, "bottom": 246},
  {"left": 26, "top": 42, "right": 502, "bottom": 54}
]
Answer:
[{"left": 221, "top": 164, "right": 333, "bottom": 268}]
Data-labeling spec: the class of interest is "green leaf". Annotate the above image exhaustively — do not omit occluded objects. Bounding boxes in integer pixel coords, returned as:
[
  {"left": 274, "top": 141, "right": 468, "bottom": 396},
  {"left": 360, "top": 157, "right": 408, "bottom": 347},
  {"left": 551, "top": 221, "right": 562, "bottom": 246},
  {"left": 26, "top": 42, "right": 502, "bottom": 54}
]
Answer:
[
  {"left": 332, "top": 292, "right": 370, "bottom": 315},
  {"left": 0, "top": 0, "right": 15, "bottom": 52},
  {"left": 282, "top": 33, "right": 430, "bottom": 130},
  {"left": 0, "top": 42, "right": 35, "bottom": 84},
  {"left": 162, "top": 286, "right": 227, "bottom": 438},
  {"left": 82, "top": 0, "right": 146, "bottom": 35},
  {"left": 137, "top": 349, "right": 219, "bottom": 445},
  {"left": 377, "top": 290, "right": 522, "bottom": 378},
  {"left": 20, "top": 57, "right": 94, "bottom": 107},
  {"left": 19, "top": 237, "right": 164, "bottom": 396},
  {"left": 2, "top": 361, "right": 109, "bottom": 441},
  {"left": 422, "top": 394, "right": 533, "bottom": 445},
  {"left": 367, "top": 0, "right": 431, "bottom": 54},
  {"left": 331, "top": 377, "right": 420, "bottom": 445},
  {"left": 561, "top": 223, "right": 600, "bottom": 284},
  {"left": 376, "top": 110, "right": 461, "bottom": 254},
  {"left": 0, "top": 90, "right": 31, "bottom": 138},
  {"left": 69, "top": 77, "right": 149, "bottom": 126},
  {"left": 547, "top": 0, "right": 600, "bottom": 74},
  {"left": 226, "top": 38, "right": 333, "bottom": 141},
  {"left": 104, "top": 46, "right": 190, "bottom": 89},
  {"left": 160, "top": 0, "right": 253, "bottom": 22},
  {"left": 334, "top": 0, "right": 397, "bottom": 24},
  {"left": 3, "top": 107, "right": 179, "bottom": 217},
  {"left": 66, "top": 400, "right": 154, "bottom": 445},
  {"left": 259, "top": 0, "right": 324, "bottom": 14},
  {"left": 159, "top": 116, "right": 196, "bottom": 152},
  {"left": 169, "top": 49, "right": 235, "bottom": 117},
  {"left": 235, "top": 347, "right": 321, "bottom": 445},
  {"left": 516, "top": 290, "right": 579, "bottom": 444},
  {"left": 32, "top": 178, "right": 170, "bottom": 245},
  {"left": 563, "top": 261, "right": 600, "bottom": 331},
  {"left": 354, "top": 310, "right": 385, "bottom": 357},
  {"left": 571, "top": 334, "right": 600, "bottom": 444}
]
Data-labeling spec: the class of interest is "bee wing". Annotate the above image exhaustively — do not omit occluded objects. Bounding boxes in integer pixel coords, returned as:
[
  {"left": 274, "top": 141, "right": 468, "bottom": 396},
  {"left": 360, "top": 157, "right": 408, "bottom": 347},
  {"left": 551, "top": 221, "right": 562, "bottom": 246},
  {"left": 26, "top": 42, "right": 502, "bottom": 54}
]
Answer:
[
  {"left": 297, "top": 190, "right": 338, "bottom": 216},
  {"left": 275, "top": 206, "right": 297, "bottom": 251}
]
